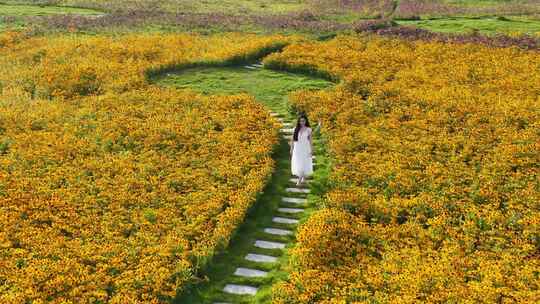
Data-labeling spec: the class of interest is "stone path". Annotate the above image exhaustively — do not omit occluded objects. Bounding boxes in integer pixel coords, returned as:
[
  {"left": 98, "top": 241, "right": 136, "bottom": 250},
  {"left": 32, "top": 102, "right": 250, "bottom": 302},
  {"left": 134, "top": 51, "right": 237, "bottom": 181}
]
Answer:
[
  {"left": 213, "top": 109, "right": 315, "bottom": 303},
  {"left": 244, "top": 62, "right": 264, "bottom": 70}
]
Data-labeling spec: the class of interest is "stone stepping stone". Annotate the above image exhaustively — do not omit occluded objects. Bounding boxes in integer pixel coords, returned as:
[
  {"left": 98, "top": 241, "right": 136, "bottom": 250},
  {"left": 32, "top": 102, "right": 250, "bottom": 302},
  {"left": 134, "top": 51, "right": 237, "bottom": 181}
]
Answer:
[
  {"left": 282, "top": 122, "right": 293, "bottom": 127},
  {"left": 234, "top": 267, "right": 268, "bottom": 278},
  {"left": 282, "top": 197, "right": 307, "bottom": 204},
  {"left": 291, "top": 172, "right": 315, "bottom": 179},
  {"left": 273, "top": 217, "right": 299, "bottom": 224},
  {"left": 245, "top": 253, "right": 278, "bottom": 263},
  {"left": 254, "top": 240, "right": 285, "bottom": 249},
  {"left": 244, "top": 65, "right": 256, "bottom": 69},
  {"left": 289, "top": 178, "right": 311, "bottom": 184},
  {"left": 253, "top": 63, "right": 263, "bottom": 67},
  {"left": 270, "top": 112, "right": 281, "bottom": 117},
  {"left": 278, "top": 207, "right": 304, "bottom": 214},
  {"left": 286, "top": 187, "right": 311, "bottom": 194},
  {"left": 280, "top": 128, "right": 294, "bottom": 133},
  {"left": 264, "top": 227, "right": 293, "bottom": 236},
  {"left": 223, "top": 284, "right": 258, "bottom": 295}
]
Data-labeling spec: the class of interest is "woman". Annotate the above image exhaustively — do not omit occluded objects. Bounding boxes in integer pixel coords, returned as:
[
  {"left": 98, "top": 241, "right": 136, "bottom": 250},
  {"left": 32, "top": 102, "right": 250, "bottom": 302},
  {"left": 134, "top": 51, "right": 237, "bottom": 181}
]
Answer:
[{"left": 290, "top": 115, "right": 313, "bottom": 186}]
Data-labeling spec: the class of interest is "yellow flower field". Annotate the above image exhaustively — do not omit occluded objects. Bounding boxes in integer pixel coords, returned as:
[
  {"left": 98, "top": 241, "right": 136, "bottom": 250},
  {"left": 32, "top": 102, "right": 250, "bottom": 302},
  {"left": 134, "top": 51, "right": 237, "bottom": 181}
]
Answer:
[
  {"left": 0, "top": 32, "right": 292, "bottom": 303},
  {"left": 264, "top": 35, "right": 540, "bottom": 303}
]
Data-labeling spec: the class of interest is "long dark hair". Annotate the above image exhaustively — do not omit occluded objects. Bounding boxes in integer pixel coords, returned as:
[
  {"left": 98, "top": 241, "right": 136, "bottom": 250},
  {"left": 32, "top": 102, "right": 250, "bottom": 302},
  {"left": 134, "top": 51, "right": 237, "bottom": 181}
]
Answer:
[{"left": 293, "top": 115, "right": 311, "bottom": 142}]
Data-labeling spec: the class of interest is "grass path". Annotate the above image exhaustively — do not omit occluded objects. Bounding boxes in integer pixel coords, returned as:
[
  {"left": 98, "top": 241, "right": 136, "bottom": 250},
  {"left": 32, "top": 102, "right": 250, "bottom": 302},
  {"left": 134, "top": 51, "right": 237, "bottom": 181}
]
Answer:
[
  {"left": 153, "top": 64, "right": 332, "bottom": 303},
  {"left": 154, "top": 66, "right": 331, "bottom": 111},
  {"left": 0, "top": 3, "right": 103, "bottom": 16}
]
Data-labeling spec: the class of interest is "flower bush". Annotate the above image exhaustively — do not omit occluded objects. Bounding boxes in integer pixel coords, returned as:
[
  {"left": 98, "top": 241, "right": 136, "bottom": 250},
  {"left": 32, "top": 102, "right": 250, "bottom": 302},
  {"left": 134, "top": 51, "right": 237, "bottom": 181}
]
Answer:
[
  {"left": 264, "top": 35, "right": 540, "bottom": 303},
  {"left": 0, "top": 32, "right": 291, "bottom": 303}
]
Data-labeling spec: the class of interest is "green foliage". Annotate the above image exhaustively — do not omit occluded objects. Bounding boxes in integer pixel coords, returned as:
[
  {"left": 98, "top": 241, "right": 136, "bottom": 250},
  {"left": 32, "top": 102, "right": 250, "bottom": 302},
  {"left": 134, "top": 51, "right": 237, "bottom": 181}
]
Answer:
[
  {"left": 396, "top": 16, "right": 540, "bottom": 35},
  {"left": 0, "top": 138, "right": 11, "bottom": 155},
  {"left": 0, "top": 3, "right": 102, "bottom": 16}
]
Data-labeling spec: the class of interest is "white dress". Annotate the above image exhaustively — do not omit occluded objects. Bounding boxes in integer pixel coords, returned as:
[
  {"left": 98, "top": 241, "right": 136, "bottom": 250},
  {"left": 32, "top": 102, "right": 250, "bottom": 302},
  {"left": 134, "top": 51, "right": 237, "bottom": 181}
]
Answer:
[{"left": 291, "top": 127, "right": 313, "bottom": 177}]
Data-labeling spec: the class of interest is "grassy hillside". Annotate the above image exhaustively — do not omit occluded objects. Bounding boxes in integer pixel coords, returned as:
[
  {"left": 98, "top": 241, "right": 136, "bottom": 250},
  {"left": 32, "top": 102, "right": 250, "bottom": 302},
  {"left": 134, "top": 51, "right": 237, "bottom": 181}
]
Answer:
[
  {"left": 0, "top": 3, "right": 102, "bottom": 16},
  {"left": 396, "top": 16, "right": 540, "bottom": 35},
  {"left": 1, "top": 0, "right": 539, "bottom": 37}
]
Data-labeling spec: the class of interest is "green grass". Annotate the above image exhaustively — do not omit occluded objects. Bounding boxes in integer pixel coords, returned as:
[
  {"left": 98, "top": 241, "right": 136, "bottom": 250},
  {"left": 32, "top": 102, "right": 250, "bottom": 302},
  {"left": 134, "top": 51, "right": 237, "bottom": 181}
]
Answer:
[
  {"left": 162, "top": 0, "right": 307, "bottom": 14},
  {"left": 396, "top": 16, "right": 540, "bottom": 35},
  {"left": 320, "top": 11, "right": 378, "bottom": 23},
  {"left": 39, "top": 0, "right": 308, "bottom": 14},
  {"left": 0, "top": 3, "right": 103, "bottom": 16},
  {"left": 445, "top": 0, "right": 537, "bottom": 7},
  {"left": 152, "top": 66, "right": 332, "bottom": 111},
  {"left": 152, "top": 66, "right": 332, "bottom": 303}
]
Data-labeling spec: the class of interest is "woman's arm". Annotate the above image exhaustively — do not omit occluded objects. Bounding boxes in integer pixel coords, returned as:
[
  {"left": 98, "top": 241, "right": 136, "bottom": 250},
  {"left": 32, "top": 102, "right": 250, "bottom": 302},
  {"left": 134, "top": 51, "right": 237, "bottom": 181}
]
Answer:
[{"left": 290, "top": 135, "right": 294, "bottom": 156}]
